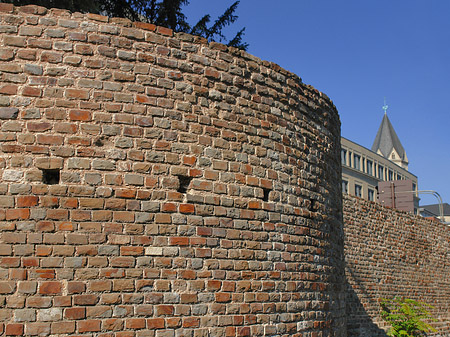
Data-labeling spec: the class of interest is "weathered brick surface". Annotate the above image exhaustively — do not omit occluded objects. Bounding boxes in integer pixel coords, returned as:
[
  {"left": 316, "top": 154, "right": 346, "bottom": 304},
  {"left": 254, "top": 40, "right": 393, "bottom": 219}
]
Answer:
[
  {"left": 344, "top": 195, "right": 450, "bottom": 336},
  {"left": 0, "top": 5, "right": 345, "bottom": 336}
]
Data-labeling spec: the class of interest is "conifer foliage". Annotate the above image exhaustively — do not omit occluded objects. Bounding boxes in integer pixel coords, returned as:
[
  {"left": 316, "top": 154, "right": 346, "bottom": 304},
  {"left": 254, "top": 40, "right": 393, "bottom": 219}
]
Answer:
[{"left": 4, "top": 0, "right": 248, "bottom": 50}]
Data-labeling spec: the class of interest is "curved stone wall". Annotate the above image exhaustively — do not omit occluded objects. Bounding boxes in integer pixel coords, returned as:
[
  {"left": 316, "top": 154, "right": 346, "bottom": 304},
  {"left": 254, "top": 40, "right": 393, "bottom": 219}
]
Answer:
[{"left": 0, "top": 4, "right": 345, "bottom": 336}]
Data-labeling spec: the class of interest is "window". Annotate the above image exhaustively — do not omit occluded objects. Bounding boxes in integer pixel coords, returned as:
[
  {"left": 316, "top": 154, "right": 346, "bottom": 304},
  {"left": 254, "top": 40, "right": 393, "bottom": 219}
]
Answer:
[
  {"left": 353, "top": 154, "right": 361, "bottom": 170},
  {"left": 367, "top": 160, "right": 373, "bottom": 176},
  {"left": 355, "top": 184, "right": 362, "bottom": 198},
  {"left": 388, "top": 170, "right": 393, "bottom": 181},
  {"left": 342, "top": 180, "right": 348, "bottom": 194},
  {"left": 378, "top": 165, "right": 384, "bottom": 180},
  {"left": 341, "top": 149, "right": 347, "bottom": 166},
  {"left": 368, "top": 189, "right": 374, "bottom": 201}
]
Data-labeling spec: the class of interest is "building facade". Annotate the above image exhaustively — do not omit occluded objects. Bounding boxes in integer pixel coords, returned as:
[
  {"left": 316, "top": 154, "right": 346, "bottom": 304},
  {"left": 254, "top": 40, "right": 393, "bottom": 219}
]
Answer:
[{"left": 341, "top": 112, "right": 418, "bottom": 211}]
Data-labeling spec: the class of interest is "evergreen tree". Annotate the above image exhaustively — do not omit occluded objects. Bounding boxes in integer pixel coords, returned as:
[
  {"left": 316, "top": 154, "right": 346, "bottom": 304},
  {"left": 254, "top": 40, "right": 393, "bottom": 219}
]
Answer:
[{"left": 3, "top": 0, "right": 248, "bottom": 50}]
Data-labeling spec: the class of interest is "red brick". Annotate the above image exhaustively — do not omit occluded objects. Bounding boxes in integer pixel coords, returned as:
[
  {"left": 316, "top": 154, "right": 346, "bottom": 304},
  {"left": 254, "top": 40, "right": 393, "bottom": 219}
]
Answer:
[
  {"left": 155, "top": 305, "right": 174, "bottom": 316},
  {"left": 166, "top": 318, "right": 181, "bottom": 328},
  {"left": 46, "top": 209, "right": 68, "bottom": 220},
  {"left": 87, "top": 13, "right": 109, "bottom": 22},
  {"left": 179, "top": 203, "right": 195, "bottom": 214},
  {"left": 207, "top": 280, "right": 222, "bottom": 291},
  {"left": 6, "top": 323, "right": 23, "bottom": 336},
  {"left": 248, "top": 201, "right": 262, "bottom": 209},
  {"left": 125, "top": 318, "right": 146, "bottom": 330},
  {"left": 67, "top": 281, "right": 86, "bottom": 294},
  {"left": 183, "top": 317, "right": 200, "bottom": 328},
  {"left": 22, "top": 86, "right": 42, "bottom": 97},
  {"left": 36, "top": 247, "right": 52, "bottom": 256},
  {"left": 120, "top": 246, "right": 143, "bottom": 256},
  {"left": 23, "top": 257, "right": 39, "bottom": 267},
  {"left": 136, "top": 94, "right": 156, "bottom": 105},
  {"left": 0, "top": 3, "right": 13, "bottom": 12},
  {"left": 34, "top": 269, "right": 55, "bottom": 279},
  {"left": 169, "top": 237, "right": 189, "bottom": 246},
  {"left": 180, "top": 293, "right": 197, "bottom": 304},
  {"left": 0, "top": 257, "right": 20, "bottom": 268},
  {"left": 103, "top": 318, "right": 124, "bottom": 331},
  {"left": 65, "top": 307, "right": 86, "bottom": 320},
  {"left": 36, "top": 221, "right": 54, "bottom": 232},
  {"left": 157, "top": 26, "right": 173, "bottom": 36},
  {"left": 26, "top": 296, "right": 51, "bottom": 308},
  {"left": 237, "top": 327, "right": 251, "bottom": 336},
  {"left": 89, "top": 280, "right": 111, "bottom": 292},
  {"left": 73, "top": 294, "right": 98, "bottom": 306},
  {"left": 17, "top": 49, "right": 37, "bottom": 60},
  {"left": 78, "top": 320, "right": 101, "bottom": 333},
  {"left": 53, "top": 296, "right": 71, "bottom": 307},
  {"left": 147, "top": 318, "right": 164, "bottom": 329},
  {"left": 69, "top": 109, "right": 92, "bottom": 121},
  {"left": 215, "top": 293, "right": 231, "bottom": 303},
  {"left": 0, "top": 84, "right": 17, "bottom": 95},
  {"left": 182, "top": 155, "right": 197, "bottom": 166},
  {"left": 205, "top": 68, "right": 220, "bottom": 79},
  {"left": 27, "top": 122, "right": 52, "bottom": 132},
  {"left": 41, "top": 51, "right": 62, "bottom": 63},
  {"left": 39, "top": 281, "right": 62, "bottom": 295},
  {"left": 36, "top": 134, "right": 64, "bottom": 145},
  {"left": 5, "top": 209, "right": 30, "bottom": 220},
  {"left": 18, "top": 4, "right": 47, "bottom": 14},
  {"left": 161, "top": 202, "right": 177, "bottom": 212},
  {"left": 197, "top": 227, "right": 212, "bottom": 236},
  {"left": 134, "top": 21, "right": 156, "bottom": 31}
]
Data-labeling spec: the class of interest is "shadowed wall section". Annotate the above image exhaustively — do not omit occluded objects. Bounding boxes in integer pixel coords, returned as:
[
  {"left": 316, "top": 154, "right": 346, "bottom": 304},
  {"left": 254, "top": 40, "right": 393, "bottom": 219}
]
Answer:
[
  {"left": 0, "top": 4, "right": 345, "bottom": 336},
  {"left": 344, "top": 195, "right": 450, "bottom": 336}
]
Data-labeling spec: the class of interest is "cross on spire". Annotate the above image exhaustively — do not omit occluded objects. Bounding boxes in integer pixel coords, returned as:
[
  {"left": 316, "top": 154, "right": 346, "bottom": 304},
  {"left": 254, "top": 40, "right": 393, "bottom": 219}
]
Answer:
[{"left": 382, "top": 97, "right": 388, "bottom": 115}]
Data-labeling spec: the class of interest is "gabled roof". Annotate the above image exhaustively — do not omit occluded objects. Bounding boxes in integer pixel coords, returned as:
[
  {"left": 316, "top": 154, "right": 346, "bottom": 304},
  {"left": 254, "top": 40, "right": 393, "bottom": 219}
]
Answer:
[{"left": 371, "top": 114, "right": 407, "bottom": 161}]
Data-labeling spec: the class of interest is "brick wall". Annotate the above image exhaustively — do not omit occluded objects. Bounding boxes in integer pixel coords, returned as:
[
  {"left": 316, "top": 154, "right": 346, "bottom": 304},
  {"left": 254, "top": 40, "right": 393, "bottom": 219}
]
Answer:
[
  {"left": 344, "top": 195, "right": 450, "bottom": 336},
  {"left": 0, "top": 4, "right": 345, "bottom": 336}
]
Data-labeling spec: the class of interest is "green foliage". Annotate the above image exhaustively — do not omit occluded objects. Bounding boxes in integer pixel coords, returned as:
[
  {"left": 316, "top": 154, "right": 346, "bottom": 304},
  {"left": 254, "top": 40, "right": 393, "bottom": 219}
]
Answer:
[
  {"left": 380, "top": 297, "right": 437, "bottom": 337},
  {"left": 5, "top": 0, "right": 248, "bottom": 49}
]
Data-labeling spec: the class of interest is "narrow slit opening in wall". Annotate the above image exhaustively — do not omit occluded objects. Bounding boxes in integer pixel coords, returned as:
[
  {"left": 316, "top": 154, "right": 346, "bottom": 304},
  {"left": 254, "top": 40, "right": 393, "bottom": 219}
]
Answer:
[
  {"left": 177, "top": 175, "right": 193, "bottom": 194},
  {"left": 310, "top": 198, "right": 316, "bottom": 211},
  {"left": 41, "top": 169, "right": 60, "bottom": 185},
  {"left": 262, "top": 188, "right": 271, "bottom": 202}
]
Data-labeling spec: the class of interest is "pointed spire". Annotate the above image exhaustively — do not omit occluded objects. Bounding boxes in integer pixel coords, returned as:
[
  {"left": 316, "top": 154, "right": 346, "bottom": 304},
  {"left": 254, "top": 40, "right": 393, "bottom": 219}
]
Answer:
[{"left": 372, "top": 103, "right": 409, "bottom": 170}]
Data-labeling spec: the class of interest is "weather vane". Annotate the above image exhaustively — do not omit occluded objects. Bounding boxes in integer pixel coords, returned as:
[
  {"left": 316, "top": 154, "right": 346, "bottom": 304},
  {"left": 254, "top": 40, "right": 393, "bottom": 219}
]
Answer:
[{"left": 382, "top": 97, "right": 388, "bottom": 115}]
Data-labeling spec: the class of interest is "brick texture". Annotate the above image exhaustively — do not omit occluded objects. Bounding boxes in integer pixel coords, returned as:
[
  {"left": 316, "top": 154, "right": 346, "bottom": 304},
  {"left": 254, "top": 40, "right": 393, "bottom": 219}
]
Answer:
[
  {"left": 0, "top": 4, "right": 345, "bottom": 337},
  {"left": 344, "top": 195, "right": 450, "bottom": 336}
]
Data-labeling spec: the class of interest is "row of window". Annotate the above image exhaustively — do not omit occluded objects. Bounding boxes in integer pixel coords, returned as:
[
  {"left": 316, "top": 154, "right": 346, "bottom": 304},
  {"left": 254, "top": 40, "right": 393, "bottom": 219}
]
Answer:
[
  {"left": 341, "top": 149, "right": 404, "bottom": 181},
  {"left": 342, "top": 180, "right": 375, "bottom": 201}
]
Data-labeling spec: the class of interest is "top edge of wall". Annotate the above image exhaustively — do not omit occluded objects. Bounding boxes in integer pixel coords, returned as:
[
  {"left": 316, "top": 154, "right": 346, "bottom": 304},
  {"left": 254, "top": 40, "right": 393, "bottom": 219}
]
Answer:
[{"left": 0, "top": 3, "right": 337, "bottom": 111}]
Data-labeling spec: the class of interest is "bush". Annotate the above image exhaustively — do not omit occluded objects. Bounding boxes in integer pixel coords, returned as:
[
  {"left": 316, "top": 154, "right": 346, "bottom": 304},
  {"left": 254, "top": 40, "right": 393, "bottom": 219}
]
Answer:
[{"left": 380, "top": 297, "right": 437, "bottom": 336}]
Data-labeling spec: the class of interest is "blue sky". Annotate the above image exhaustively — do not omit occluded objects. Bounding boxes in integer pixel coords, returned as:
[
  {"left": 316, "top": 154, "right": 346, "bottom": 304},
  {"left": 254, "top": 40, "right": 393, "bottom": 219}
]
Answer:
[{"left": 184, "top": 1, "right": 450, "bottom": 205}]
